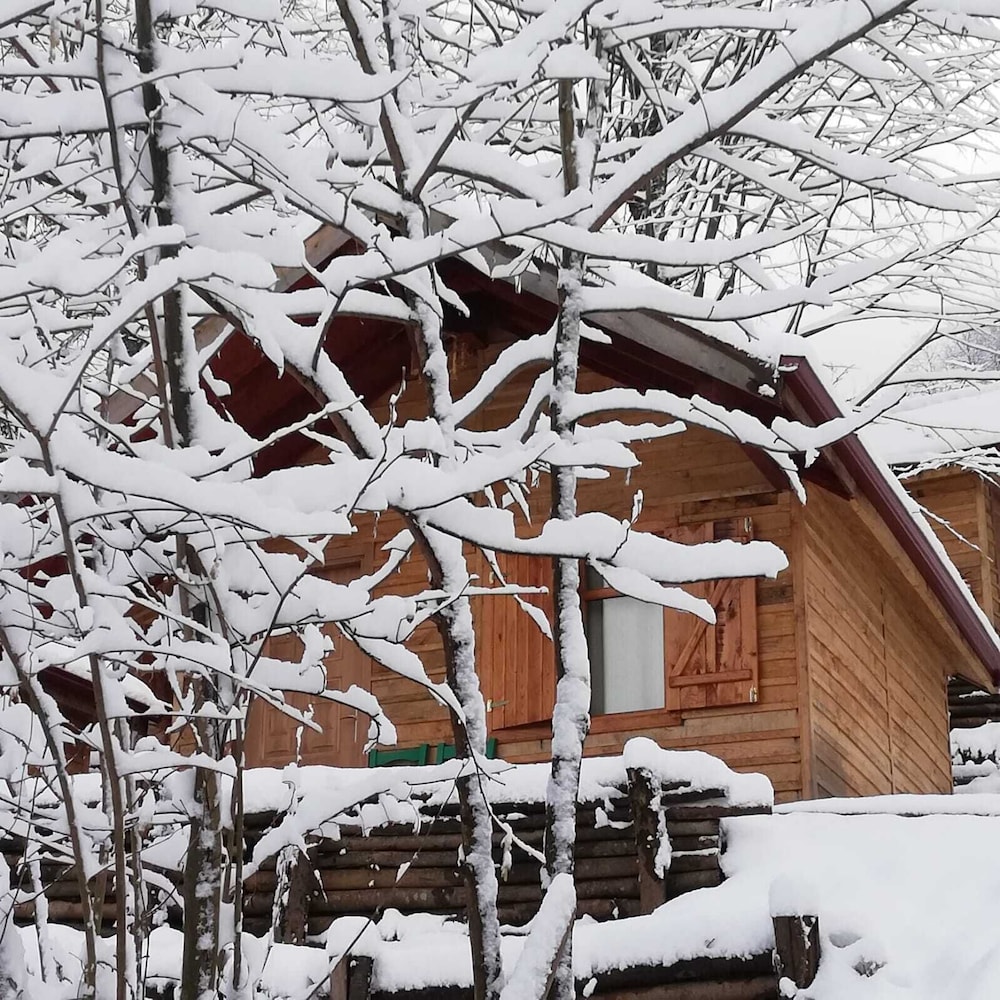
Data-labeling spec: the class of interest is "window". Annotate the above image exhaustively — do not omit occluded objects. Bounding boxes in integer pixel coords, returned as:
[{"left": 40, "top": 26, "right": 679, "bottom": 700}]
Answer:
[
  {"left": 584, "top": 566, "right": 665, "bottom": 714},
  {"left": 481, "top": 516, "right": 760, "bottom": 730},
  {"left": 585, "top": 517, "right": 760, "bottom": 718}
]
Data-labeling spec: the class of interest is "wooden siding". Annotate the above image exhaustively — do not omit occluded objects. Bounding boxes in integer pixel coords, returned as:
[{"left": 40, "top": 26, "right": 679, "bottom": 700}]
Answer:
[
  {"left": 292, "top": 344, "right": 809, "bottom": 802},
  {"left": 802, "top": 487, "right": 957, "bottom": 797},
  {"left": 273, "top": 339, "right": 975, "bottom": 803},
  {"left": 472, "top": 364, "right": 804, "bottom": 801},
  {"left": 906, "top": 470, "right": 995, "bottom": 627}
]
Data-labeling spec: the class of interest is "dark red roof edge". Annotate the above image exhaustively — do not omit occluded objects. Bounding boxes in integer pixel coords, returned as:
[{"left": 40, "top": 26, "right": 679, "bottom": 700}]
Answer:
[{"left": 783, "top": 355, "right": 1000, "bottom": 687}]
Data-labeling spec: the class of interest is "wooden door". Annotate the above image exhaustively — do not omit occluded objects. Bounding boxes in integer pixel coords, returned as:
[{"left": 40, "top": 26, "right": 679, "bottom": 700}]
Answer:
[{"left": 245, "top": 563, "right": 372, "bottom": 768}]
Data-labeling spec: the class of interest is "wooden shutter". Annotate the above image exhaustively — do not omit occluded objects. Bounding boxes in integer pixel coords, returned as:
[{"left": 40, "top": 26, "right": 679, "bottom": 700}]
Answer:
[
  {"left": 479, "top": 552, "right": 555, "bottom": 730},
  {"left": 245, "top": 561, "right": 371, "bottom": 767},
  {"left": 664, "top": 517, "right": 759, "bottom": 712},
  {"left": 245, "top": 631, "right": 304, "bottom": 766}
]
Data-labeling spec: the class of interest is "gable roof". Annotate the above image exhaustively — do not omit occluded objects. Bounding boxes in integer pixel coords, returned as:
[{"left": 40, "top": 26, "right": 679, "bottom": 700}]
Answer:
[{"left": 107, "top": 226, "right": 1000, "bottom": 687}]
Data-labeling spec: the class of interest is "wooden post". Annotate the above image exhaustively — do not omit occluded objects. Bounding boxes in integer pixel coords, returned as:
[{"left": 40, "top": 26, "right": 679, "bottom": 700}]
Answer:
[
  {"left": 347, "top": 956, "right": 373, "bottom": 1000},
  {"left": 772, "top": 914, "right": 820, "bottom": 990},
  {"left": 626, "top": 766, "right": 668, "bottom": 913},
  {"left": 330, "top": 956, "right": 348, "bottom": 1000},
  {"left": 270, "top": 845, "right": 320, "bottom": 945},
  {"left": 544, "top": 921, "right": 574, "bottom": 1000},
  {"left": 330, "top": 955, "right": 373, "bottom": 1000}
]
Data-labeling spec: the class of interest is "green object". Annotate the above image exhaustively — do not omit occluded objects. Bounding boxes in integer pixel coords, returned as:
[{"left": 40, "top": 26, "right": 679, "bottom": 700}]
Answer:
[
  {"left": 367, "top": 744, "right": 429, "bottom": 767},
  {"left": 435, "top": 738, "right": 498, "bottom": 763}
]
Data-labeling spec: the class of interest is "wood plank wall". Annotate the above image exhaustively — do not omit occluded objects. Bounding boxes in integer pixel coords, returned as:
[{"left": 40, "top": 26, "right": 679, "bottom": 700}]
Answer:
[
  {"left": 286, "top": 341, "right": 978, "bottom": 803},
  {"left": 299, "top": 342, "right": 808, "bottom": 802},
  {"left": 907, "top": 471, "right": 995, "bottom": 621},
  {"left": 802, "top": 488, "right": 957, "bottom": 797}
]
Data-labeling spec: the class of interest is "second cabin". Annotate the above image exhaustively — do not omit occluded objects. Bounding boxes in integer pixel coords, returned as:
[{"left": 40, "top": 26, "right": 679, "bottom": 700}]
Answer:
[{"left": 157, "top": 236, "right": 1000, "bottom": 802}]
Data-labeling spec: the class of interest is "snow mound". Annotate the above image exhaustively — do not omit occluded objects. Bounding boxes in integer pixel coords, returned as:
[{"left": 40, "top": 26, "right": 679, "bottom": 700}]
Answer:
[
  {"left": 241, "top": 737, "right": 773, "bottom": 827},
  {"left": 951, "top": 722, "right": 1000, "bottom": 792},
  {"left": 721, "top": 809, "right": 1000, "bottom": 1000}
]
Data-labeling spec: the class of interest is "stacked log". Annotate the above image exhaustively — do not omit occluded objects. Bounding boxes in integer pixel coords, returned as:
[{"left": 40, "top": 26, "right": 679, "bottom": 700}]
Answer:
[
  {"left": 5, "top": 782, "right": 768, "bottom": 938},
  {"left": 949, "top": 677, "right": 1000, "bottom": 729},
  {"left": 239, "top": 787, "right": 756, "bottom": 936}
]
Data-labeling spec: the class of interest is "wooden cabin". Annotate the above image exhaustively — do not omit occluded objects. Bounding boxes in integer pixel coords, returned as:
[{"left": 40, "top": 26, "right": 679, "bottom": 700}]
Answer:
[{"left": 164, "top": 234, "right": 997, "bottom": 806}]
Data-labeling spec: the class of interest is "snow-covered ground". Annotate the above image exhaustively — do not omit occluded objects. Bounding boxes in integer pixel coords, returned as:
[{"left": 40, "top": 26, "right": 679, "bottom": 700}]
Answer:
[
  {"left": 134, "top": 792, "right": 1000, "bottom": 1000},
  {"left": 730, "top": 805, "right": 1000, "bottom": 1000}
]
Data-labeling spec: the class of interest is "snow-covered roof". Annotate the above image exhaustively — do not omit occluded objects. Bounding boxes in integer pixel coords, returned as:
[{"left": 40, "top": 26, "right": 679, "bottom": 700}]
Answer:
[
  {"left": 863, "top": 385, "right": 1000, "bottom": 468},
  {"left": 56, "top": 656, "right": 170, "bottom": 713},
  {"left": 472, "top": 227, "right": 794, "bottom": 396}
]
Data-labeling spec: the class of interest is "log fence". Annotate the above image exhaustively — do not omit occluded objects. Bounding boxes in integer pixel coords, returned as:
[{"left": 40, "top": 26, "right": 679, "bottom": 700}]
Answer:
[
  {"left": 236, "top": 778, "right": 764, "bottom": 939},
  {"left": 1, "top": 767, "right": 783, "bottom": 1000},
  {"left": 1, "top": 777, "right": 766, "bottom": 938}
]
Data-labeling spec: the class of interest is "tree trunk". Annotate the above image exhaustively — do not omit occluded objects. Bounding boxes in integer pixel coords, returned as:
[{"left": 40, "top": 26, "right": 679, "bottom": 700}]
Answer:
[
  {"left": 420, "top": 526, "right": 505, "bottom": 1000},
  {"left": 544, "top": 245, "right": 591, "bottom": 1000},
  {"left": 544, "top": 45, "right": 608, "bottom": 999},
  {"left": 181, "top": 762, "right": 225, "bottom": 1000},
  {"left": 132, "top": 6, "right": 231, "bottom": 995},
  {"left": 0, "top": 656, "right": 98, "bottom": 999}
]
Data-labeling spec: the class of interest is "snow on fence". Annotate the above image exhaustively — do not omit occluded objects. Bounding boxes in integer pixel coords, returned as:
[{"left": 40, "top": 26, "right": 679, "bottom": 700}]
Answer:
[
  {"left": 231, "top": 741, "right": 771, "bottom": 939},
  {"left": 951, "top": 719, "right": 1000, "bottom": 790},
  {"left": 329, "top": 951, "right": 780, "bottom": 1000},
  {"left": 3, "top": 742, "right": 779, "bottom": 998}
]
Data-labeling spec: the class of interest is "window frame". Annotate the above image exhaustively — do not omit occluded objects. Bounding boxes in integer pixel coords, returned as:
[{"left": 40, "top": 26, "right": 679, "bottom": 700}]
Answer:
[{"left": 486, "top": 515, "right": 760, "bottom": 740}]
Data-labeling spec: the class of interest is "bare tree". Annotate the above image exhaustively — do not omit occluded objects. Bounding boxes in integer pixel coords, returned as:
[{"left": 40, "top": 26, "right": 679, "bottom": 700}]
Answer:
[{"left": 2, "top": 3, "right": 1000, "bottom": 1000}]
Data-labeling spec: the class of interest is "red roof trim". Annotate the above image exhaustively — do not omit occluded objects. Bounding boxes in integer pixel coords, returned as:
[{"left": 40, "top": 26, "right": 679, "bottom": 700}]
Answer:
[{"left": 783, "top": 355, "right": 1000, "bottom": 686}]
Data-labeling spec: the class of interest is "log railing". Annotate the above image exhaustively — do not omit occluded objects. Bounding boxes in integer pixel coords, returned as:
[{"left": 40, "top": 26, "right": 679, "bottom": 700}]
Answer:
[{"left": 2, "top": 774, "right": 769, "bottom": 940}]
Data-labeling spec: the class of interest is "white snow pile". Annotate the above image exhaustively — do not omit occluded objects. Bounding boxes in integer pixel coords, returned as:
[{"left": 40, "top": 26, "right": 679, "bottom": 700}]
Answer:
[
  {"left": 241, "top": 736, "right": 773, "bottom": 830},
  {"left": 951, "top": 721, "right": 1000, "bottom": 791},
  {"left": 718, "top": 805, "right": 1000, "bottom": 1000},
  {"left": 366, "top": 798, "right": 1000, "bottom": 999}
]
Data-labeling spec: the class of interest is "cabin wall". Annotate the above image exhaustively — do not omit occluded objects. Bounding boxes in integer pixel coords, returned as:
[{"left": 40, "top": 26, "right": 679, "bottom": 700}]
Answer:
[
  {"left": 802, "top": 487, "right": 956, "bottom": 797},
  {"left": 248, "top": 340, "right": 984, "bottom": 804},
  {"left": 297, "top": 342, "right": 809, "bottom": 802},
  {"left": 906, "top": 470, "right": 997, "bottom": 628},
  {"left": 488, "top": 417, "right": 805, "bottom": 803}
]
